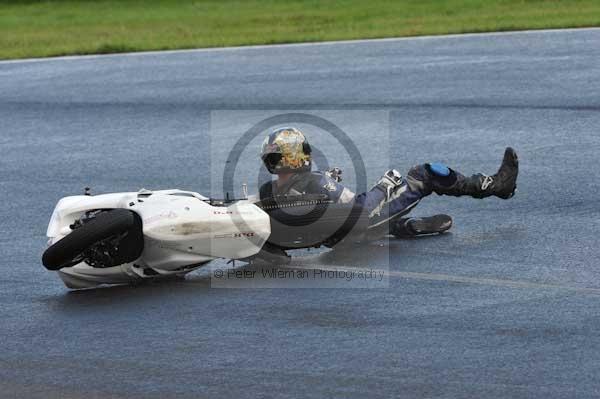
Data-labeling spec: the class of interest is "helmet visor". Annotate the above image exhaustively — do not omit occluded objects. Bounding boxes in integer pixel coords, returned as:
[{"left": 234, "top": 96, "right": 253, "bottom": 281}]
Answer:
[{"left": 262, "top": 153, "right": 282, "bottom": 173}]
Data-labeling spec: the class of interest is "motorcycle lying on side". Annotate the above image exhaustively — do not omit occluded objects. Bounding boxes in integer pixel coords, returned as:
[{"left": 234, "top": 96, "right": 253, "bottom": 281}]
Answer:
[{"left": 42, "top": 188, "right": 451, "bottom": 289}]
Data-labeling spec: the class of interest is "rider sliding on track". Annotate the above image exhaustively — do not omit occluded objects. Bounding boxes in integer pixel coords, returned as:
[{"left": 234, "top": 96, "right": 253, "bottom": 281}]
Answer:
[
  {"left": 259, "top": 127, "right": 519, "bottom": 238},
  {"left": 39, "top": 126, "right": 520, "bottom": 287}
]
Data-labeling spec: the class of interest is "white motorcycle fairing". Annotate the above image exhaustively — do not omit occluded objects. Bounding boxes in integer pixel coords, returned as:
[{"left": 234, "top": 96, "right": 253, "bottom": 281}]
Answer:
[{"left": 46, "top": 189, "right": 270, "bottom": 289}]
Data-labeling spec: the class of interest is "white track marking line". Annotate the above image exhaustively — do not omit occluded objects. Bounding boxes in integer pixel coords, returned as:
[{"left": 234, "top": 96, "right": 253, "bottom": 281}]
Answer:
[
  {"left": 279, "top": 263, "right": 600, "bottom": 295},
  {"left": 1, "top": 28, "right": 599, "bottom": 65}
]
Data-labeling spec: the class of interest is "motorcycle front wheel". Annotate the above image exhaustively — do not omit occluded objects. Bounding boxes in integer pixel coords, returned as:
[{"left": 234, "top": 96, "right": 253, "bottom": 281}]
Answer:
[{"left": 42, "top": 209, "right": 144, "bottom": 271}]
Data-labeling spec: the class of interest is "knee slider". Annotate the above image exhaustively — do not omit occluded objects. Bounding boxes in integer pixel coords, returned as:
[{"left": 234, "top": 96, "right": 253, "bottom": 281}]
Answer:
[
  {"left": 428, "top": 162, "right": 450, "bottom": 177},
  {"left": 425, "top": 163, "right": 457, "bottom": 188}
]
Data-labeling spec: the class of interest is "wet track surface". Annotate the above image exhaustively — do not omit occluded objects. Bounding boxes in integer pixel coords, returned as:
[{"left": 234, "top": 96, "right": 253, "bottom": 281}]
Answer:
[{"left": 1, "top": 29, "right": 600, "bottom": 398}]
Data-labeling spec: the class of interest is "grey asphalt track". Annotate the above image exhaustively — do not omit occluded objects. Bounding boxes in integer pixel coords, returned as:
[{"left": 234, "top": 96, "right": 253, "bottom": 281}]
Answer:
[{"left": 1, "top": 28, "right": 600, "bottom": 398}]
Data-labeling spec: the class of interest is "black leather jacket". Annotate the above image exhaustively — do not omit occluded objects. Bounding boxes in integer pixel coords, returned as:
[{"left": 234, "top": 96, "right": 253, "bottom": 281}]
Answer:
[{"left": 259, "top": 171, "right": 355, "bottom": 203}]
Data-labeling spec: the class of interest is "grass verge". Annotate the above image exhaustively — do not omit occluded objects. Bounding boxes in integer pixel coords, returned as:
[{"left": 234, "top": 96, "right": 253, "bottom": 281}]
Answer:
[{"left": 1, "top": 0, "right": 600, "bottom": 60}]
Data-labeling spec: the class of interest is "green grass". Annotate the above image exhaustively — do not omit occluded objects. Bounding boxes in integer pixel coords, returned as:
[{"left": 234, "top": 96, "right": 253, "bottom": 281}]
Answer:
[{"left": 1, "top": 0, "right": 600, "bottom": 60}]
